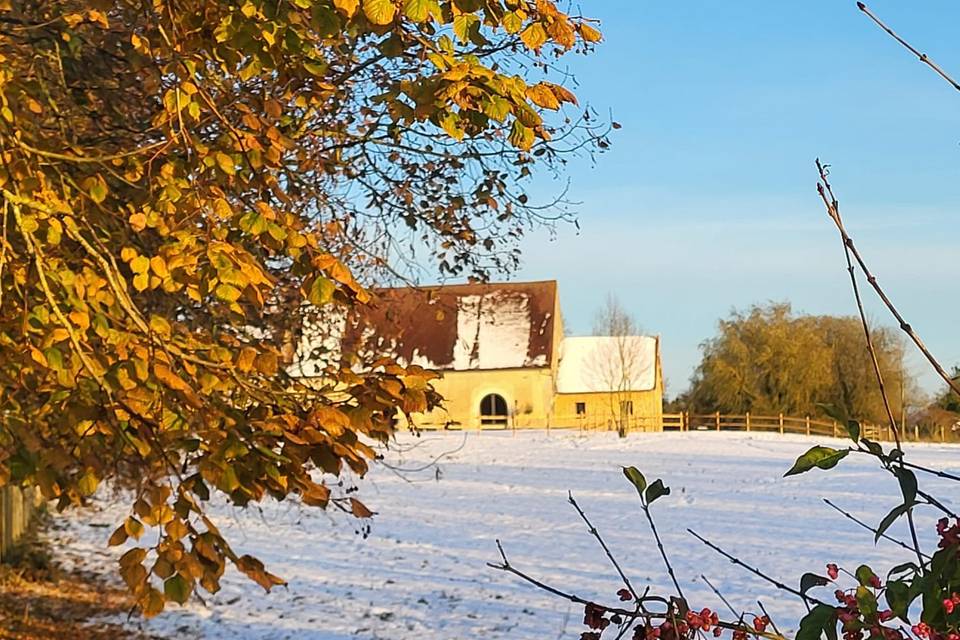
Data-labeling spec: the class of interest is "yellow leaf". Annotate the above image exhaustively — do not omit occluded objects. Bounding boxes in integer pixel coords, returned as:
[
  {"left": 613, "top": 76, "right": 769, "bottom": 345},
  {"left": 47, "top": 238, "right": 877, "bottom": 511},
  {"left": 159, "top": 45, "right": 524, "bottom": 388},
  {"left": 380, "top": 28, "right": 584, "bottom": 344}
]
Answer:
[
  {"left": 236, "top": 347, "right": 257, "bottom": 372},
  {"left": 526, "top": 83, "right": 560, "bottom": 110},
  {"left": 140, "top": 587, "right": 166, "bottom": 618},
  {"left": 578, "top": 22, "right": 602, "bottom": 43},
  {"left": 215, "top": 283, "right": 242, "bottom": 302},
  {"left": 503, "top": 11, "right": 523, "bottom": 34},
  {"left": 29, "top": 346, "right": 48, "bottom": 367},
  {"left": 363, "top": 0, "right": 396, "bottom": 25},
  {"left": 108, "top": 525, "right": 128, "bottom": 546},
  {"left": 133, "top": 272, "right": 149, "bottom": 291},
  {"left": 150, "top": 256, "right": 169, "bottom": 278},
  {"left": 254, "top": 352, "right": 278, "bottom": 376},
  {"left": 215, "top": 152, "right": 236, "bottom": 176},
  {"left": 213, "top": 198, "right": 233, "bottom": 219},
  {"left": 129, "top": 212, "right": 147, "bottom": 232},
  {"left": 520, "top": 23, "right": 547, "bottom": 50},
  {"left": 333, "top": 0, "right": 359, "bottom": 17},
  {"left": 350, "top": 497, "right": 374, "bottom": 518},
  {"left": 130, "top": 255, "right": 150, "bottom": 274}
]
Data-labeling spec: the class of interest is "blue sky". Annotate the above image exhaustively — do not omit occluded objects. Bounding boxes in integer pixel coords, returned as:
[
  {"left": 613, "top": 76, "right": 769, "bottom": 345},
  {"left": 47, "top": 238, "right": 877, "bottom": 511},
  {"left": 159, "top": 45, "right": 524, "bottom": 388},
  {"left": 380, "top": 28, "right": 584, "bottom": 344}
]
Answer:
[{"left": 513, "top": 1, "right": 960, "bottom": 399}]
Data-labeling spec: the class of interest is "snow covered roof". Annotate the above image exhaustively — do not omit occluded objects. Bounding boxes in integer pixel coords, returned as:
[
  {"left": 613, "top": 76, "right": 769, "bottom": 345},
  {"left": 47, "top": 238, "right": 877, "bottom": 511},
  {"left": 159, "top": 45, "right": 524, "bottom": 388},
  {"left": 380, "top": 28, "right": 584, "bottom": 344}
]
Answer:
[
  {"left": 341, "top": 281, "right": 559, "bottom": 371},
  {"left": 556, "top": 336, "right": 658, "bottom": 394}
]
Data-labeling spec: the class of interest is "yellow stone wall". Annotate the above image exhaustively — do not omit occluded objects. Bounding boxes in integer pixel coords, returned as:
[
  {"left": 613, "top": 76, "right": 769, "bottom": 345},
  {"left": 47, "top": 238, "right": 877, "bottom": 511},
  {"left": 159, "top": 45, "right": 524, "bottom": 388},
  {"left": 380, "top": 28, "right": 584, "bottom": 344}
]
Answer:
[
  {"left": 411, "top": 367, "right": 557, "bottom": 430},
  {"left": 553, "top": 338, "right": 664, "bottom": 432}
]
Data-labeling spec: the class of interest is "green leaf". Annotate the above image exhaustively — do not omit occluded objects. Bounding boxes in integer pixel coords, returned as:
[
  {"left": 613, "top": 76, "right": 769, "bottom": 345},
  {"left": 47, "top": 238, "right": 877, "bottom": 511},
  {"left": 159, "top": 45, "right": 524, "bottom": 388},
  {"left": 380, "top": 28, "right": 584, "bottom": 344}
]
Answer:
[
  {"left": 856, "top": 585, "right": 878, "bottom": 616},
  {"left": 308, "top": 277, "right": 335, "bottom": 306},
  {"left": 163, "top": 573, "right": 192, "bottom": 605},
  {"left": 800, "top": 572, "right": 829, "bottom": 595},
  {"left": 784, "top": 446, "right": 849, "bottom": 477},
  {"left": 855, "top": 564, "right": 878, "bottom": 587},
  {"left": 847, "top": 420, "right": 860, "bottom": 442},
  {"left": 861, "top": 438, "right": 883, "bottom": 456},
  {"left": 895, "top": 467, "right": 917, "bottom": 505},
  {"left": 797, "top": 604, "right": 838, "bottom": 640},
  {"left": 44, "top": 347, "right": 64, "bottom": 372},
  {"left": 875, "top": 503, "right": 910, "bottom": 542},
  {"left": 622, "top": 466, "right": 646, "bottom": 496},
  {"left": 88, "top": 176, "right": 109, "bottom": 203},
  {"left": 885, "top": 579, "right": 910, "bottom": 621},
  {"left": 644, "top": 479, "right": 670, "bottom": 505}
]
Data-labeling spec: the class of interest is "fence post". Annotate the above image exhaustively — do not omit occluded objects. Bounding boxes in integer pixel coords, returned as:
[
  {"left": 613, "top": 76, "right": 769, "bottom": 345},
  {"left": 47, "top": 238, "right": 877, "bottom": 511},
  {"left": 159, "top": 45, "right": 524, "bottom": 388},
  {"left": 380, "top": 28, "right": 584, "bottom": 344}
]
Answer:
[
  {"left": 779, "top": 413, "right": 784, "bottom": 435},
  {"left": 745, "top": 412, "right": 751, "bottom": 432},
  {"left": 941, "top": 423, "right": 946, "bottom": 443},
  {"left": 715, "top": 411, "right": 720, "bottom": 432},
  {"left": 805, "top": 415, "right": 810, "bottom": 436},
  {"left": 832, "top": 420, "right": 838, "bottom": 438},
  {"left": 681, "top": 411, "right": 686, "bottom": 432}
]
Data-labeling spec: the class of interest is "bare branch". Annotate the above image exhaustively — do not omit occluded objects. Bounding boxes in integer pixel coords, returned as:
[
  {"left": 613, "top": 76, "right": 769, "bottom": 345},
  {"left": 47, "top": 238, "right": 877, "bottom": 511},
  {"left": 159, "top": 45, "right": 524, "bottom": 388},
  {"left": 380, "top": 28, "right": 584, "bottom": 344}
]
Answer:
[{"left": 857, "top": 3, "right": 960, "bottom": 92}]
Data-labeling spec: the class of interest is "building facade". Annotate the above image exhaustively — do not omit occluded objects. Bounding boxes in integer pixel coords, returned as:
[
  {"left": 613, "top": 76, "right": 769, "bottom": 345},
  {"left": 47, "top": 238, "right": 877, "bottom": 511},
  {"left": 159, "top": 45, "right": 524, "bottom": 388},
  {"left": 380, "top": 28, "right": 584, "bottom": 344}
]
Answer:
[{"left": 330, "top": 280, "right": 663, "bottom": 431}]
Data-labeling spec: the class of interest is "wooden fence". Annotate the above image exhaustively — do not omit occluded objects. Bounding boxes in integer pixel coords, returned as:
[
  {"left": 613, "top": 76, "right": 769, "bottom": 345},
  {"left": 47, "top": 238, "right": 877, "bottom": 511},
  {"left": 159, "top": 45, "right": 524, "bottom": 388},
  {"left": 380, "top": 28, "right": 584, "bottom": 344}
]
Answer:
[
  {"left": 0, "top": 485, "right": 38, "bottom": 563},
  {"left": 423, "top": 411, "right": 955, "bottom": 443}
]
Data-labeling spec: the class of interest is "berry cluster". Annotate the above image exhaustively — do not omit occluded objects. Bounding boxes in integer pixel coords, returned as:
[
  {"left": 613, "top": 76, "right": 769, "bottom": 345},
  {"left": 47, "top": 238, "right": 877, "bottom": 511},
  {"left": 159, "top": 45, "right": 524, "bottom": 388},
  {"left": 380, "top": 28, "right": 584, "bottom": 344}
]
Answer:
[{"left": 937, "top": 518, "right": 960, "bottom": 550}]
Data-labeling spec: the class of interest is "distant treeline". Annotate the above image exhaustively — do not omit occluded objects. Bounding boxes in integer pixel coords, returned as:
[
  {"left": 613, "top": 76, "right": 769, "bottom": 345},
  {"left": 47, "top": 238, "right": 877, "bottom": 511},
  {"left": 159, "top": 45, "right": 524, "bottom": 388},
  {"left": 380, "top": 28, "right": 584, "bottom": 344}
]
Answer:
[{"left": 671, "top": 303, "right": 920, "bottom": 425}]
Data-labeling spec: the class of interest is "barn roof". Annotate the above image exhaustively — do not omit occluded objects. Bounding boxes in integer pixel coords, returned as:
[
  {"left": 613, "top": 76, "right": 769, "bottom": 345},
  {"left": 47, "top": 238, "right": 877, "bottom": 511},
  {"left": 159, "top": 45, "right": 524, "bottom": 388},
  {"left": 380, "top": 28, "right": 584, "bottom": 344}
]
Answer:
[
  {"left": 556, "top": 336, "right": 658, "bottom": 394},
  {"left": 342, "top": 280, "right": 559, "bottom": 371}
]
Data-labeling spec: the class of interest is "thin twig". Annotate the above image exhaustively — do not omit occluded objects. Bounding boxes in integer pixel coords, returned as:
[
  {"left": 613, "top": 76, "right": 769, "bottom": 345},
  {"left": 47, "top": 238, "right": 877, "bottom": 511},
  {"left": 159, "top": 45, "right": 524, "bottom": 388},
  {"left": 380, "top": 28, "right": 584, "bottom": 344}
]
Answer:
[
  {"left": 815, "top": 163, "right": 960, "bottom": 399},
  {"left": 757, "top": 601, "right": 782, "bottom": 638},
  {"left": 687, "top": 529, "right": 829, "bottom": 607},
  {"left": 822, "top": 498, "right": 931, "bottom": 561},
  {"left": 857, "top": 3, "right": 960, "bottom": 92},
  {"left": 569, "top": 492, "right": 641, "bottom": 601},
  {"left": 701, "top": 574, "right": 740, "bottom": 619},
  {"left": 643, "top": 501, "right": 686, "bottom": 601}
]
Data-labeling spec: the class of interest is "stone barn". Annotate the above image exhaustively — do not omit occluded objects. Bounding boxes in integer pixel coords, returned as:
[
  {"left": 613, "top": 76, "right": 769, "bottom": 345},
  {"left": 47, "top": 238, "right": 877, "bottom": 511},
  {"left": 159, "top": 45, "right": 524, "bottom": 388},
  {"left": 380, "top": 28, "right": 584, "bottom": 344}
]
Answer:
[{"left": 298, "top": 280, "right": 664, "bottom": 431}]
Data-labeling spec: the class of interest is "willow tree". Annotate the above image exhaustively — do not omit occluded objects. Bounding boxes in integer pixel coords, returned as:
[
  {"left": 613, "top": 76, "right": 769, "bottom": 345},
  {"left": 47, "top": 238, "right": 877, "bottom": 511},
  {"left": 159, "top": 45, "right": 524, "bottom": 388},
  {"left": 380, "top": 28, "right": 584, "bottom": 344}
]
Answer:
[{"left": 0, "top": 0, "right": 606, "bottom": 614}]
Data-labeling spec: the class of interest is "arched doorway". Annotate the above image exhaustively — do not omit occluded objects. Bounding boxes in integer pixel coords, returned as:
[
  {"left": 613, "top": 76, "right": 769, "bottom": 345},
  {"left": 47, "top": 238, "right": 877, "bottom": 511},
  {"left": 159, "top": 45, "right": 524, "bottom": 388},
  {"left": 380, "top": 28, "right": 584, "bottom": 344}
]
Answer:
[{"left": 479, "top": 393, "right": 509, "bottom": 427}]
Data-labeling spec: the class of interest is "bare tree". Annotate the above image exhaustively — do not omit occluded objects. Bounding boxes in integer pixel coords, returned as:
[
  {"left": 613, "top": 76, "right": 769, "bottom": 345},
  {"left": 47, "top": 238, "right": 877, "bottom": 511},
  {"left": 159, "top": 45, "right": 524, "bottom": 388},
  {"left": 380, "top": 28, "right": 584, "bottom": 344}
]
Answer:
[{"left": 586, "top": 294, "right": 647, "bottom": 437}]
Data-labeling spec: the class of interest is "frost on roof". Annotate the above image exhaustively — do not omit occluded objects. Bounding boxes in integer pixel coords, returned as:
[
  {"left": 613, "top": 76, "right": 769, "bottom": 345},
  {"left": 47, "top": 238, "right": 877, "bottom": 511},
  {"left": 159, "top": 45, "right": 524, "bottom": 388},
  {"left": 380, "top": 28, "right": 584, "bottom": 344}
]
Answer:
[{"left": 341, "top": 281, "right": 557, "bottom": 371}]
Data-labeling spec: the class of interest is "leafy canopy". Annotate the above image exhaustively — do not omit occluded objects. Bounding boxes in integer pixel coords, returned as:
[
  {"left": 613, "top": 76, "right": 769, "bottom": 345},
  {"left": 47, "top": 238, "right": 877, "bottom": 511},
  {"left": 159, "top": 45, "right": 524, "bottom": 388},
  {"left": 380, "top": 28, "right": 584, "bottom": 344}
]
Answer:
[{"left": 0, "top": 0, "right": 604, "bottom": 615}]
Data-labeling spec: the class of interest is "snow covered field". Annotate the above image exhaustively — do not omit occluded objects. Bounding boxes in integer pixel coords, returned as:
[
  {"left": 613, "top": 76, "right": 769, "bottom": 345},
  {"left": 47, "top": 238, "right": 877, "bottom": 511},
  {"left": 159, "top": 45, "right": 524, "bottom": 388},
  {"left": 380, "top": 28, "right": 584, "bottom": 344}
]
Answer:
[{"left": 48, "top": 431, "right": 960, "bottom": 640}]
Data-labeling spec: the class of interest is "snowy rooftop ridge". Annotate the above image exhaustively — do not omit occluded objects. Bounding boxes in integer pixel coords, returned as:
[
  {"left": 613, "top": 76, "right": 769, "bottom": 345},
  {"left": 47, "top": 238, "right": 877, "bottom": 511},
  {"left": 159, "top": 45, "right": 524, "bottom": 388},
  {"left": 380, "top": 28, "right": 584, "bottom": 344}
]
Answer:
[{"left": 556, "top": 335, "right": 658, "bottom": 394}]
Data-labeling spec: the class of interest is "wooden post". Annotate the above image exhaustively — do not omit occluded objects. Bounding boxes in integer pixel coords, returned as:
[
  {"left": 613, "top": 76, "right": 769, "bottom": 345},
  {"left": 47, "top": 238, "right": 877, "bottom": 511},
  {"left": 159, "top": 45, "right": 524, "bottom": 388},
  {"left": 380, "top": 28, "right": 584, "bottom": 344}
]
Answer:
[
  {"left": 832, "top": 420, "right": 838, "bottom": 438},
  {"left": 915, "top": 424, "right": 919, "bottom": 442},
  {"left": 745, "top": 412, "right": 751, "bottom": 432},
  {"left": 805, "top": 415, "right": 810, "bottom": 436},
  {"left": 715, "top": 411, "right": 720, "bottom": 432},
  {"left": 779, "top": 413, "right": 784, "bottom": 435},
  {"left": 941, "top": 423, "right": 946, "bottom": 443}
]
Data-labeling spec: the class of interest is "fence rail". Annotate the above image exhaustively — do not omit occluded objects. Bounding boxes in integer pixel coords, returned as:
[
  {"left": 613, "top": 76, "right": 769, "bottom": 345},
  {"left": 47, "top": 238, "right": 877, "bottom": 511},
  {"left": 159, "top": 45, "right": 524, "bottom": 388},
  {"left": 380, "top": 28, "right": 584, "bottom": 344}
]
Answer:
[{"left": 416, "top": 411, "right": 954, "bottom": 443}]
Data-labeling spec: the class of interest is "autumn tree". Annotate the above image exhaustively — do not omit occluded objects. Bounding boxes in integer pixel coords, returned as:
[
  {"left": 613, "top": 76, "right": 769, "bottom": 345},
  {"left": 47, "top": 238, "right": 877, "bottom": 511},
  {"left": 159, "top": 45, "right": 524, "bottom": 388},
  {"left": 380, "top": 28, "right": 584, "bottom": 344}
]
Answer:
[
  {"left": 687, "top": 302, "right": 916, "bottom": 423},
  {"left": 0, "top": 0, "right": 606, "bottom": 615},
  {"left": 586, "top": 294, "right": 645, "bottom": 437}
]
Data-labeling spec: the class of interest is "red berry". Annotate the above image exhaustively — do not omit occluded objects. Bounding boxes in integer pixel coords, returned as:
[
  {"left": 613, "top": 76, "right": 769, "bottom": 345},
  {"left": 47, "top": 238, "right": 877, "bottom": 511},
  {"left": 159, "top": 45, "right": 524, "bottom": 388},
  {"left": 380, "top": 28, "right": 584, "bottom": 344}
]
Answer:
[{"left": 827, "top": 564, "right": 839, "bottom": 580}]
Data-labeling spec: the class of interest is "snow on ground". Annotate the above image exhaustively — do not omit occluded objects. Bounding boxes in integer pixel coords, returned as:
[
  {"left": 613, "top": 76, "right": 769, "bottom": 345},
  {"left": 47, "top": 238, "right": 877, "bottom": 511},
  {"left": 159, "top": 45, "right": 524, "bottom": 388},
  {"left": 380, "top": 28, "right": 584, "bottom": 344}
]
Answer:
[{"left": 47, "top": 431, "right": 960, "bottom": 640}]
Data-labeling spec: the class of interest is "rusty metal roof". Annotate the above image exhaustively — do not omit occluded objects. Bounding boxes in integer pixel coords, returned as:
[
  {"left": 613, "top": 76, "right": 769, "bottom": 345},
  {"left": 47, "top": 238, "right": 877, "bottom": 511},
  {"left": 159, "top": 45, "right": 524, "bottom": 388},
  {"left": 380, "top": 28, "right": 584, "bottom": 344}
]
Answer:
[{"left": 343, "top": 280, "right": 559, "bottom": 371}]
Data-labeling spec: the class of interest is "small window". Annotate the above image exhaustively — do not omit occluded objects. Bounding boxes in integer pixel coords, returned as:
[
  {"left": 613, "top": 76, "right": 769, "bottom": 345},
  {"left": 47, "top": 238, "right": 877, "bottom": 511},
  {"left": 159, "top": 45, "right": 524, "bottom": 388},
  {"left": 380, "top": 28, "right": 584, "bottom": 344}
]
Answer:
[
  {"left": 620, "top": 400, "right": 634, "bottom": 416},
  {"left": 480, "top": 393, "right": 509, "bottom": 426},
  {"left": 575, "top": 402, "right": 586, "bottom": 415}
]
